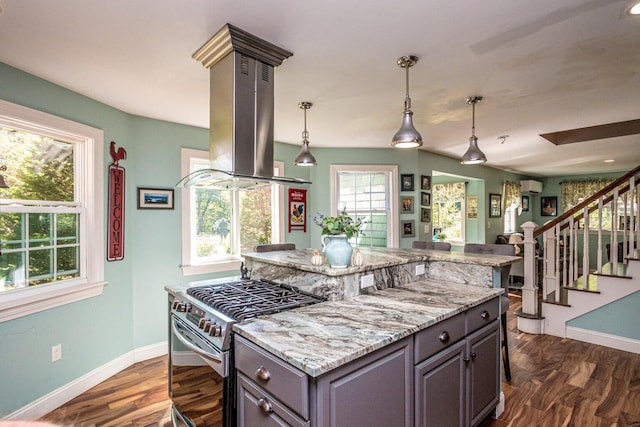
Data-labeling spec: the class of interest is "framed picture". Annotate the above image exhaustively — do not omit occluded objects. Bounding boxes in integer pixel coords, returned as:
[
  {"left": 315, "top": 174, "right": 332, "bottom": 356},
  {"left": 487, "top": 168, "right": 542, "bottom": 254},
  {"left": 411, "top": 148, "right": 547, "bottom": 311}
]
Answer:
[
  {"left": 489, "top": 193, "right": 501, "bottom": 218},
  {"left": 421, "top": 208, "right": 431, "bottom": 223},
  {"left": 137, "top": 187, "right": 174, "bottom": 210},
  {"left": 420, "top": 175, "right": 431, "bottom": 191},
  {"left": 401, "top": 174, "right": 414, "bottom": 192},
  {"left": 421, "top": 192, "right": 431, "bottom": 206},
  {"left": 433, "top": 227, "right": 442, "bottom": 239},
  {"left": 401, "top": 220, "right": 415, "bottom": 237},
  {"left": 467, "top": 195, "right": 478, "bottom": 219},
  {"left": 521, "top": 195, "right": 530, "bottom": 212},
  {"left": 541, "top": 196, "right": 557, "bottom": 216},
  {"left": 401, "top": 196, "right": 414, "bottom": 214}
]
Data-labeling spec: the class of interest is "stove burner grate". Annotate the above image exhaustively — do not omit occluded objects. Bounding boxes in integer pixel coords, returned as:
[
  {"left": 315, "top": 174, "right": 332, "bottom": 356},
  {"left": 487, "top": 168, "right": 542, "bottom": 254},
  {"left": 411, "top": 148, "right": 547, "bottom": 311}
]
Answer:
[{"left": 187, "top": 279, "right": 323, "bottom": 321}]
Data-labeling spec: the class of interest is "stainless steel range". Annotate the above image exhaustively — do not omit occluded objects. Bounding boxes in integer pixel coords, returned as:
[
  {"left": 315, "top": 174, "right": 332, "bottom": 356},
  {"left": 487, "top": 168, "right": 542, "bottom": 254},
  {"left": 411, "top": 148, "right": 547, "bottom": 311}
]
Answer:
[{"left": 169, "top": 276, "right": 323, "bottom": 427}]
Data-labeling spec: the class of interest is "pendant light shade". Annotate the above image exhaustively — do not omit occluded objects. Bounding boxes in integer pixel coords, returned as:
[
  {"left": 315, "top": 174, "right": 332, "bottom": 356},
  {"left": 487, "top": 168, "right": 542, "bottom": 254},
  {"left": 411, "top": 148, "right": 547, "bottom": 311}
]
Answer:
[
  {"left": 391, "top": 56, "right": 423, "bottom": 148},
  {"left": 294, "top": 101, "right": 317, "bottom": 167},
  {"left": 461, "top": 96, "right": 487, "bottom": 165}
]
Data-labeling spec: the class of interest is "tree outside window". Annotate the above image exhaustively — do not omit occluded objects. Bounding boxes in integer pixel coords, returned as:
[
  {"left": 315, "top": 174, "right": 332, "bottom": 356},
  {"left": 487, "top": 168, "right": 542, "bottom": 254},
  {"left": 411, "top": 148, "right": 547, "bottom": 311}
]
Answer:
[{"left": 432, "top": 182, "right": 465, "bottom": 242}]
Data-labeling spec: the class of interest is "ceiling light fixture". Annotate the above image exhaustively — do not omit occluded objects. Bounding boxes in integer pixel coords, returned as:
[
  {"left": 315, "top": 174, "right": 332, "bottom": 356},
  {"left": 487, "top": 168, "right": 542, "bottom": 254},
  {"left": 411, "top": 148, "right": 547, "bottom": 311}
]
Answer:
[
  {"left": 461, "top": 96, "right": 487, "bottom": 165},
  {"left": 391, "top": 55, "right": 423, "bottom": 148},
  {"left": 627, "top": 1, "right": 640, "bottom": 15},
  {"left": 294, "top": 102, "right": 318, "bottom": 167}
]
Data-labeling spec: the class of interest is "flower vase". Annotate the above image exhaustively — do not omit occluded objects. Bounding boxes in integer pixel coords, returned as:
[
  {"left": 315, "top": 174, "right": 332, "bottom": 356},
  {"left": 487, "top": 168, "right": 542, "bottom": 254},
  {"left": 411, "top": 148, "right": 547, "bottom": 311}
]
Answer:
[{"left": 321, "top": 234, "right": 353, "bottom": 268}]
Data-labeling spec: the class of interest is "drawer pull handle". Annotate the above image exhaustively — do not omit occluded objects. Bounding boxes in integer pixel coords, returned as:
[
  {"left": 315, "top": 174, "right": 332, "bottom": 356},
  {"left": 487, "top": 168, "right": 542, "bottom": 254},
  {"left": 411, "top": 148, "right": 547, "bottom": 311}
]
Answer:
[
  {"left": 463, "top": 356, "right": 470, "bottom": 364},
  {"left": 438, "top": 331, "right": 450, "bottom": 343},
  {"left": 257, "top": 397, "right": 273, "bottom": 413},
  {"left": 255, "top": 366, "right": 271, "bottom": 381},
  {"left": 481, "top": 310, "right": 490, "bottom": 320},
  {"left": 470, "top": 352, "right": 477, "bottom": 360}
]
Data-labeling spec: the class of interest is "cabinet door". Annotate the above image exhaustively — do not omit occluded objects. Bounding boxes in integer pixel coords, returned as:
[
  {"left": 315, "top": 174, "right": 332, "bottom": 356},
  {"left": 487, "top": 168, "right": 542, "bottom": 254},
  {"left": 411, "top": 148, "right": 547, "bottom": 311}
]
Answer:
[
  {"left": 237, "top": 373, "right": 309, "bottom": 427},
  {"left": 466, "top": 320, "right": 500, "bottom": 427},
  {"left": 314, "top": 337, "right": 413, "bottom": 427},
  {"left": 415, "top": 339, "right": 466, "bottom": 427}
]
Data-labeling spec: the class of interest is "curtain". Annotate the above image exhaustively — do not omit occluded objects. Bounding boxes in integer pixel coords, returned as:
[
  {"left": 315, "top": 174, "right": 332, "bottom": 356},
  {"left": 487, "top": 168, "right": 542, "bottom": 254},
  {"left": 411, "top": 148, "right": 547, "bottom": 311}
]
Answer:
[
  {"left": 561, "top": 178, "right": 615, "bottom": 211},
  {"left": 503, "top": 181, "right": 521, "bottom": 213}
]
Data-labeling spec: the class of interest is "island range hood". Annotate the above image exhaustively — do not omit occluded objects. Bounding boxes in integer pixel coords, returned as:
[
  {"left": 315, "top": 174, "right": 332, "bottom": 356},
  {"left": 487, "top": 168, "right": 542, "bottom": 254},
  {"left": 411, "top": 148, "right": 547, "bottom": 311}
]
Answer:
[{"left": 177, "top": 24, "right": 311, "bottom": 189}]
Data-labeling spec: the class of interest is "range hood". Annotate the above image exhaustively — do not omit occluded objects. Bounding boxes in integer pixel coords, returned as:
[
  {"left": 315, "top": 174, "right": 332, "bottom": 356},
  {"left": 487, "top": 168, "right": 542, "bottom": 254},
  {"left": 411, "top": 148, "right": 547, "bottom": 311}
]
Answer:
[{"left": 177, "top": 24, "right": 311, "bottom": 189}]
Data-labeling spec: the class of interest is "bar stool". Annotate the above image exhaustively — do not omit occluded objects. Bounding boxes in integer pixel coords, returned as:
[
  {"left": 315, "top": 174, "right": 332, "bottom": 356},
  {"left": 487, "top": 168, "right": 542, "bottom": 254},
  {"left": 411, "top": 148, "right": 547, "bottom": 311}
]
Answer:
[{"left": 463, "top": 243, "right": 513, "bottom": 382}]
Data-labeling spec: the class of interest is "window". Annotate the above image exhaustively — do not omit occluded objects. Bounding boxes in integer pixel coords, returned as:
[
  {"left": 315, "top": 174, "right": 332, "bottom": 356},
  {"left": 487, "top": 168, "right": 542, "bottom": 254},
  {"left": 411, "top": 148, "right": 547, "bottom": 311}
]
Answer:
[
  {"left": 180, "top": 149, "right": 283, "bottom": 275},
  {"left": 561, "top": 179, "right": 615, "bottom": 230},
  {"left": 330, "top": 165, "right": 398, "bottom": 248},
  {"left": 0, "top": 100, "right": 105, "bottom": 322},
  {"left": 432, "top": 182, "right": 465, "bottom": 242},
  {"left": 504, "top": 204, "right": 518, "bottom": 234}
]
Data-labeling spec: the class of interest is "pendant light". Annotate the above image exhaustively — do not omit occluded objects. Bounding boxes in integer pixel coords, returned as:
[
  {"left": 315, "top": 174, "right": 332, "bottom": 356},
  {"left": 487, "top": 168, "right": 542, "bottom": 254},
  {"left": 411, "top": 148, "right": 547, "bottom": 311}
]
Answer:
[
  {"left": 461, "top": 96, "right": 487, "bottom": 165},
  {"left": 391, "top": 55, "right": 423, "bottom": 148},
  {"left": 294, "top": 101, "right": 317, "bottom": 167}
]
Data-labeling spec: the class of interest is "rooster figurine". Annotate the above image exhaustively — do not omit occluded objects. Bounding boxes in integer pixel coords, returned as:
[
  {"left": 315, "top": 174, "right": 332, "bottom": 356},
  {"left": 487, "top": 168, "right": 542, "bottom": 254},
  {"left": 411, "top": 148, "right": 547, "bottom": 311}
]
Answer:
[{"left": 109, "top": 141, "right": 127, "bottom": 166}]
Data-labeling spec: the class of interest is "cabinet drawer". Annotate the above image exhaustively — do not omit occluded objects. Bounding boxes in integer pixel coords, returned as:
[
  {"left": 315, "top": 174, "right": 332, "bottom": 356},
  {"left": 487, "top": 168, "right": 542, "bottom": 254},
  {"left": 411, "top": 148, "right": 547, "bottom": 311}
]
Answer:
[
  {"left": 237, "top": 373, "right": 310, "bottom": 427},
  {"left": 414, "top": 312, "right": 465, "bottom": 363},
  {"left": 466, "top": 297, "right": 499, "bottom": 334},
  {"left": 235, "top": 336, "right": 309, "bottom": 418}
]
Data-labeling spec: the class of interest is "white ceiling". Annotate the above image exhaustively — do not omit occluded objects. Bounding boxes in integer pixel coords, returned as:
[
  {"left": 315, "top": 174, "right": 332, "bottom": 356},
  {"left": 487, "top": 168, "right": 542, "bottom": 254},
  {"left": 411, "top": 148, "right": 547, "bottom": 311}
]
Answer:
[{"left": 1, "top": 0, "right": 639, "bottom": 177}]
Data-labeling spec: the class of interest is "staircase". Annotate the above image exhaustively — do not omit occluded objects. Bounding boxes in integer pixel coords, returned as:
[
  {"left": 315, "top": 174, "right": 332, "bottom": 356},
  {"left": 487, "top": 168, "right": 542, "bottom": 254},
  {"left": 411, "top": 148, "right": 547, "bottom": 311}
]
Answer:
[{"left": 516, "top": 165, "right": 640, "bottom": 354}]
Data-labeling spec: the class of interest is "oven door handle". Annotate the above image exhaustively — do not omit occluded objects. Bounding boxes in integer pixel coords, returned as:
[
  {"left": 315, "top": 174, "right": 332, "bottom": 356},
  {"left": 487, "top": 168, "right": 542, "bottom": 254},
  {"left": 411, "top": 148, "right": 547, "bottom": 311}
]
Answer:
[{"left": 171, "top": 317, "right": 222, "bottom": 364}]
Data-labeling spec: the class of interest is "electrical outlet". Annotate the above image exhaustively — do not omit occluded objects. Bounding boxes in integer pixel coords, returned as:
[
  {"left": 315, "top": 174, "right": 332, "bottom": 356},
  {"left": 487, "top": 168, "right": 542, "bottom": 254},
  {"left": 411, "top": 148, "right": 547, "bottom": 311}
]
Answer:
[
  {"left": 51, "top": 344, "right": 62, "bottom": 362},
  {"left": 415, "top": 264, "right": 425, "bottom": 275},
  {"left": 360, "top": 274, "right": 375, "bottom": 289}
]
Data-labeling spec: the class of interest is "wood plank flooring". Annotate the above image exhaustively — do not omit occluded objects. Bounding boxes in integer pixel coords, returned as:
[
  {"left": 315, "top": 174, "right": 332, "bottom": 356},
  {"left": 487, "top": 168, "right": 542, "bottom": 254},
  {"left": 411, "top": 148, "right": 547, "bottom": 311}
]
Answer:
[{"left": 39, "top": 292, "right": 640, "bottom": 426}]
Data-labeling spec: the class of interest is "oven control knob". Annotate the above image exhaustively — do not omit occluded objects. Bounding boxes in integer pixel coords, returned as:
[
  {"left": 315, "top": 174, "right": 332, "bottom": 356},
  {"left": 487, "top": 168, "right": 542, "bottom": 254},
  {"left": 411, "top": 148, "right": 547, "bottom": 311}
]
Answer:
[
  {"left": 173, "top": 302, "right": 188, "bottom": 312},
  {"left": 209, "top": 325, "right": 223, "bottom": 337},
  {"left": 203, "top": 321, "right": 213, "bottom": 333}
]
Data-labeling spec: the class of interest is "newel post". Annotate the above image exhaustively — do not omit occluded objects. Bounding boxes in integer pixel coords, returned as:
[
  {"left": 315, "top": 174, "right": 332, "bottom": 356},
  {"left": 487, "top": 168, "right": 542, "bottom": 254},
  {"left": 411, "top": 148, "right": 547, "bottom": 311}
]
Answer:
[
  {"left": 517, "top": 221, "right": 545, "bottom": 334},
  {"left": 521, "top": 221, "right": 538, "bottom": 316}
]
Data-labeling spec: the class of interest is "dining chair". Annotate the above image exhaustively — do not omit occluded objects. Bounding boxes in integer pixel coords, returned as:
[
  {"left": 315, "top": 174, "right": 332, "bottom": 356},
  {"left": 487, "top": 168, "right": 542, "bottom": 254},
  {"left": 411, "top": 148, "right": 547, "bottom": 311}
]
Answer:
[
  {"left": 463, "top": 243, "right": 514, "bottom": 381},
  {"left": 411, "top": 241, "right": 452, "bottom": 251},
  {"left": 255, "top": 243, "right": 296, "bottom": 252}
]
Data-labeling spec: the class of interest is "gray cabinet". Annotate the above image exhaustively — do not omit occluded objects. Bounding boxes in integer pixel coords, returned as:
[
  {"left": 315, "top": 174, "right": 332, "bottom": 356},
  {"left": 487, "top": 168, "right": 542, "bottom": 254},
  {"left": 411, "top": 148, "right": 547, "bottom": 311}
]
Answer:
[
  {"left": 414, "top": 297, "right": 500, "bottom": 427},
  {"left": 236, "top": 297, "right": 500, "bottom": 427},
  {"left": 313, "top": 337, "right": 413, "bottom": 427}
]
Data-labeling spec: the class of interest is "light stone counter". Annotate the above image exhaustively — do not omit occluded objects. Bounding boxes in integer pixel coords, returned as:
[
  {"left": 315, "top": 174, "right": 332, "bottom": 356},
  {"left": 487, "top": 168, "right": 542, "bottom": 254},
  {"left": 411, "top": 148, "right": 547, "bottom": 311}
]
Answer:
[
  {"left": 233, "top": 278, "right": 503, "bottom": 377},
  {"left": 243, "top": 247, "right": 519, "bottom": 301}
]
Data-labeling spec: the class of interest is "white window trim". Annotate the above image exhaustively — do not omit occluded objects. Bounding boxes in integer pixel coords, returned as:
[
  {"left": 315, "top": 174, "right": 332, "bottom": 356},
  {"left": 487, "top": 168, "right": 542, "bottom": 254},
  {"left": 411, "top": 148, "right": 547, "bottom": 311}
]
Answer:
[
  {"left": 179, "top": 151, "right": 285, "bottom": 276},
  {"left": 330, "top": 164, "right": 399, "bottom": 248},
  {"left": 0, "top": 99, "right": 105, "bottom": 323}
]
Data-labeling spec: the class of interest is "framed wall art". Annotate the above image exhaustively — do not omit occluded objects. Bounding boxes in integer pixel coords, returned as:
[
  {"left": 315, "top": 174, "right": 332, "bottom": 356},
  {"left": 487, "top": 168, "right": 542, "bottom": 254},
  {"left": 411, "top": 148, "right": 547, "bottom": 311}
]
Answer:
[
  {"left": 489, "top": 193, "right": 501, "bottom": 218},
  {"left": 421, "top": 208, "right": 431, "bottom": 223},
  {"left": 401, "top": 174, "right": 414, "bottom": 192},
  {"left": 421, "top": 192, "right": 430, "bottom": 206},
  {"left": 137, "top": 187, "right": 174, "bottom": 210},
  {"left": 521, "top": 195, "right": 530, "bottom": 212},
  {"left": 401, "top": 196, "right": 414, "bottom": 214},
  {"left": 401, "top": 220, "right": 415, "bottom": 238},
  {"left": 541, "top": 196, "right": 557, "bottom": 216},
  {"left": 420, "top": 175, "right": 431, "bottom": 191}
]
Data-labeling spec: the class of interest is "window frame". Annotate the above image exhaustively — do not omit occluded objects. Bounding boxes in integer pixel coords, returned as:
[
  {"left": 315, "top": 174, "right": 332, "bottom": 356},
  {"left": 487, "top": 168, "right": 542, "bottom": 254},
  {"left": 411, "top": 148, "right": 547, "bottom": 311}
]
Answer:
[
  {"left": 432, "top": 182, "right": 466, "bottom": 244},
  {"left": 0, "top": 99, "right": 105, "bottom": 323},
  {"left": 330, "top": 164, "right": 399, "bottom": 248},
  {"left": 180, "top": 148, "right": 284, "bottom": 276}
]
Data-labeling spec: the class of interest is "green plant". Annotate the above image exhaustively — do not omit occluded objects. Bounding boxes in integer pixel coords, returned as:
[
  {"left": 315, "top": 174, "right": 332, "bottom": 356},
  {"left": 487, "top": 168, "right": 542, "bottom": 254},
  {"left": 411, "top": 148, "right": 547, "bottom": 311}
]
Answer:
[
  {"left": 313, "top": 209, "right": 363, "bottom": 240},
  {"left": 435, "top": 232, "right": 447, "bottom": 241}
]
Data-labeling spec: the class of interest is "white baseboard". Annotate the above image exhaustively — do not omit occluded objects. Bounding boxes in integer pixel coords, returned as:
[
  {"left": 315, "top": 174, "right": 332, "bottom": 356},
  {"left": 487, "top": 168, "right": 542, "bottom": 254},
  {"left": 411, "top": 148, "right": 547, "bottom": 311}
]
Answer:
[
  {"left": 566, "top": 326, "right": 640, "bottom": 354},
  {"left": 4, "top": 341, "right": 168, "bottom": 421}
]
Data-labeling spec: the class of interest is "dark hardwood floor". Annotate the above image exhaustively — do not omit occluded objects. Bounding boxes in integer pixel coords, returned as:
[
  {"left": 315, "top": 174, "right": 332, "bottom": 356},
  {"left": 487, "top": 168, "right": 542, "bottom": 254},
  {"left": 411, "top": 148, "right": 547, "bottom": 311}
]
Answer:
[{"left": 40, "top": 292, "right": 640, "bottom": 426}]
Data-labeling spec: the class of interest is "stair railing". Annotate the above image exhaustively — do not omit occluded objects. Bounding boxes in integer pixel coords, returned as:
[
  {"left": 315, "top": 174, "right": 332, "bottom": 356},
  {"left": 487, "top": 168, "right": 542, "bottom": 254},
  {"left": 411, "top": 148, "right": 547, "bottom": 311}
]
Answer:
[{"left": 520, "top": 165, "right": 640, "bottom": 318}]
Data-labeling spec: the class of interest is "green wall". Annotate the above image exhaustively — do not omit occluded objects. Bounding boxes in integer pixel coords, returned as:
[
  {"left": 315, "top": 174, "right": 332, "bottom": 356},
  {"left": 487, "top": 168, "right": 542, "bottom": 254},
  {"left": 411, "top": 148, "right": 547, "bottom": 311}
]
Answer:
[{"left": 567, "top": 291, "right": 640, "bottom": 340}]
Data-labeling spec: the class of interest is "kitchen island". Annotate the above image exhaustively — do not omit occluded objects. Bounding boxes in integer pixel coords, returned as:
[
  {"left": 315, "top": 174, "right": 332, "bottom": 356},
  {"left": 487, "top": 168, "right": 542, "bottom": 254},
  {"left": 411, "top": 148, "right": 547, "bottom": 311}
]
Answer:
[
  {"left": 233, "top": 247, "right": 517, "bottom": 427},
  {"left": 233, "top": 279, "right": 503, "bottom": 427}
]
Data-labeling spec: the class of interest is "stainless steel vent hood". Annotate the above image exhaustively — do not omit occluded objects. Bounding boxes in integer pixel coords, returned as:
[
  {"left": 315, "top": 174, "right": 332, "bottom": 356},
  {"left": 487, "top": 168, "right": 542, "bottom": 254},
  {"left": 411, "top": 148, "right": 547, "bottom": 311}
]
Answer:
[{"left": 177, "top": 24, "right": 311, "bottom": 189}]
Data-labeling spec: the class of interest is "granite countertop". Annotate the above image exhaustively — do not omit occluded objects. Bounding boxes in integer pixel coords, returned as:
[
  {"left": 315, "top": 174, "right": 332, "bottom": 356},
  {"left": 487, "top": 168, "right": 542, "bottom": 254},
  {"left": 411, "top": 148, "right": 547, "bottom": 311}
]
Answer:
[
  {"left": 242, "top": 247, "right": 519, "bottom": 276},
  {"left": 233, "top": 278, "right": 503, "bottom": 377}
]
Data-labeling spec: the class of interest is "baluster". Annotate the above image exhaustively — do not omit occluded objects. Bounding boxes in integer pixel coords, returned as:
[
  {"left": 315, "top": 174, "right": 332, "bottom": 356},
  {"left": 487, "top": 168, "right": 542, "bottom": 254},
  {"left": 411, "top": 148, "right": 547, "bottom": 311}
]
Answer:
[
  {"left": 582, "top": 204, "right": 589, "bottom": 283},
  {"left": 629, "top": 176, "right": 636, "bottom": 259},
  {"left": 612, "top": 187, "right": 619, "bottom": 274},
  {"left": 597, "top": 196, "right": 603, "bottom": 273}
]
